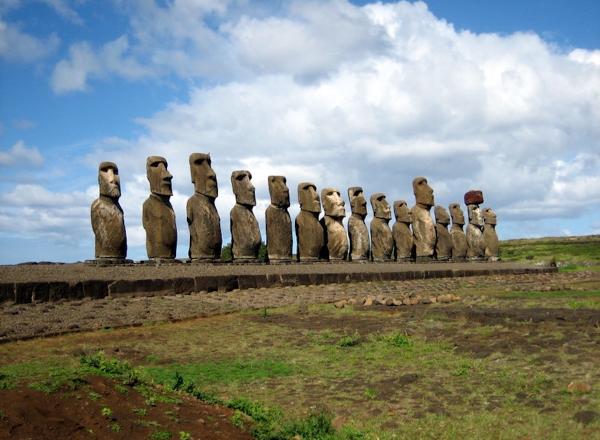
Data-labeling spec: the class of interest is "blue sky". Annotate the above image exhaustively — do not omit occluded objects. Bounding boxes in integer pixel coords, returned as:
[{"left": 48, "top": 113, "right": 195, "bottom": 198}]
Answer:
[{"left": 1, "top": 0, "right": 599, "bottom": 263}]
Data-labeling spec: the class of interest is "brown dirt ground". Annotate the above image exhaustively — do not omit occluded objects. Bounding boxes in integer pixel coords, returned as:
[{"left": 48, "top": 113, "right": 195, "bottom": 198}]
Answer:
[{"left": 0, "top": 376, "right": 252, "bottom": 440}]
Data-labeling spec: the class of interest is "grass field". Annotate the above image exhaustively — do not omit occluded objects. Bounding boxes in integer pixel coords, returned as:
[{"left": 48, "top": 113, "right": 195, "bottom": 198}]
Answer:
[{"left": 1, "top": 236, "right": 600, "bottom": 439}]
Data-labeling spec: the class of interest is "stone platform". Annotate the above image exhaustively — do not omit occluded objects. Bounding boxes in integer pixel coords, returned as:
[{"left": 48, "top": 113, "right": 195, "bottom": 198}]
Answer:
[{"left": 0, "top": 261, "right": 556, "bottom": 304}]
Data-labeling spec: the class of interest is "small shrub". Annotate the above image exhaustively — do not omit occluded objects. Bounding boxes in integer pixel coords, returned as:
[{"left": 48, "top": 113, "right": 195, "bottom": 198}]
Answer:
[
  {"left": 150, "top": 431, "right": 172, "bottom": 440},
  {"left": 179, "top": 432, "right": 192, "bottom": 440},
  {"left": 101, "top": 407, "right": 112, "bottom": 418},
  {"left": 110, "top": 422, "right": 121, "bottom": 432},
  {"left": 384, "top": 333, "right": 412, "bottom": 348},
  {"left": 133, "top": 407, "right": 147, "bottom": 416},
  {"left": 338, "top": 331, "right": 361, "bottom": 348}
]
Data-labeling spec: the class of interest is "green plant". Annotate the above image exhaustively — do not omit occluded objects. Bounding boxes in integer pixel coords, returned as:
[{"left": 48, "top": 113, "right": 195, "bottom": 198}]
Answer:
[
  {"left": 150, "top": 430, "right": 172, "bottom": 440},
  {"left": 220, "top": 242, "right": 233, "bottom": 261},
  {"left": 110, "top": 422, "right": 121, "bottom": 432},
  {"left": 101, "top": 407, "right": 112, "bottom": 418},
  {"left": 178, "top": 431, "right": 192, "bottom": 440},
  {"left": 88, "top": 391, "right": 101, "bottom": 401},
  {"left": 338, "top": 331, "right": 361, "bottom": 348},
  {"left": 364, "top": 388, "right": 377, "bottom": 400},
  {"left": 383, "top": 332, "right": 412, "bottom": 348},
  {"left": 133, "top": 407, "right": 147, "bottom": 416}
]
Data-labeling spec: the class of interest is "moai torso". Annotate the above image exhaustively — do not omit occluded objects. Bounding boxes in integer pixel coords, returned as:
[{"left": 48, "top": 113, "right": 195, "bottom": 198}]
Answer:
[
  {"left": 230, "top": 170, "right": 261, "bottom": 260},
  {"left": 434, "top": 205, "right": 452, "bottom": 261},
  {"left": 392, "top": 200, "right": 413, "bottom": 262},
  {"left": 266, "top": 176, "right": 292, "bottom": 262},
  {"left": 320, "top": 188, "right": 348, "bottom": 261},
  {"left": 295, "top": 182, "right": 324, "bottom": 261},
  {"left": 370, "top": 193, "right": 393, "bottom": 262},
  {"left": 347, "top": 187, "right": 369, "bottom": 261},
  {"left": 187, "top": 153, "right": 222, "bottom": 261},
  {"left": 187, "top": 193, "right": 221, "bottom": 260},
  {"left": 465, "top": 190, "right": 485, "bottom": 261},
  {"left": 483, "top": 207, "right": 499, "bottom": 261},
  {"left": 448, "top": 203, "right": 468, "bottom": 261},
  {"left": 143, "top": 156, "right": 176, "bottom": 259},
  {"left": 230, "top": 204, "right": 261, "bottom": 259},
  {"left": 143, "top": 194, "right": 177, "bottom": 259},
  {"left": 411, "top": 177, "right": 435, "bottom": 260},
  {"left": 91, "top": 197, "right": 126, "bottom": 259},
  {"left": 295, "top": 210, "right": 324, "bottom": 261}
]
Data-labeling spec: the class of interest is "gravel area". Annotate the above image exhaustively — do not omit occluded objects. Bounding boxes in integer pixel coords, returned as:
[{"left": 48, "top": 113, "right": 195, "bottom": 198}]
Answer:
[{"left": 1, "top": 270, "right": 595, "bottom": 343}]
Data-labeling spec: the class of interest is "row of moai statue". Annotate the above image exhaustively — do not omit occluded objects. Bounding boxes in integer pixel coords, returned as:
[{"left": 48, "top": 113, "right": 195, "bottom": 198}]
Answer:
[{"left": 91, "top": 155, "right": 499, "bottom": 263}]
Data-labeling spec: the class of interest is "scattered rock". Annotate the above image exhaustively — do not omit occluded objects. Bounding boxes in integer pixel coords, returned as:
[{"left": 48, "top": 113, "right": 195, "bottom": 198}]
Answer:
[
  {"left": 347, "top": 298, "right": 357, "bottom": 305},
  {"left": 385, "top": 298, "right": 395, "bottom": 306},
  {"left": 567, "top": 382, "right": 592, "bottom": 393},
  {"left": 363, "top": 296, "right": 374, "bottom": 306},
  {"left": 334, "top": 300, "right": 347, "bottom": 309},
  {"left": 392, "top": 298, "right": 404, "bottom": 306}
]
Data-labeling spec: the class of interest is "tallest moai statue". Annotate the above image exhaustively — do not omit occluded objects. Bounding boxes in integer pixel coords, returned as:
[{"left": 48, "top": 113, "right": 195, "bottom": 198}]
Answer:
[
  {"left": 187, "top": 153, "right": 222, "bottom": 261},
  {"left": 91, "top": 161, "right": 127, "bottom": 261},
  {"left": 143, "top": 156, "right": 177, "bottom": 260}
]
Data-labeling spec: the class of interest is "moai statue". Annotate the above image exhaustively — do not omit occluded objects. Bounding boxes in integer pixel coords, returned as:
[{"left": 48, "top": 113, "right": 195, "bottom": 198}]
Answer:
[
  {"left": 411, "top": 177, "right": 435, "bottom": 261},
  {"left": 295, "top": 182, "right": 324, "bottom": 261},
  {"left": 482, "top": 207, "right": 500, "bottom": 261},
  {"left": 465, "top": 190, "right": 485, "bottom": 261},
  {"left": 320, "top": 188, "right": 348, "bottom": 261},
  {"left": 265, "top": 176, "right": 292, "bottom": 263},
  {"left": 434, "top": 205, "right": 452, "bottom": 261},
  {"left": 230, "top": 170, "right": 261, "bottom": 261},
  {"left": 187, "top": 153, "right": 222, "bottom": 261},
  {"left": 143, "top": 156, "right": 177, "bottom": 259},
  {"left": 392, "top": 200, "right": 413, "bottom": 262},
  {"left": 448, "top": 203, "right": 468, "bottom": 261},
  {"left": 347, "top": 187, "right": 369, "bottom": 261},
  {"left": 370, "top": 193, "right": 393, "bottom": 262},
  {"left": 91, "top": 161, "right": 127, "bottom": 261}
]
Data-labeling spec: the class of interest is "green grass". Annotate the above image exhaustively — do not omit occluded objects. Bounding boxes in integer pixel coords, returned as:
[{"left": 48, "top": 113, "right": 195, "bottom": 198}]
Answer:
[
  {"left": 500, "top": 236, "right": 600, "bottom": 268},
  {"left": 500, "top": 290, "right": 600, "bottom": 299}
]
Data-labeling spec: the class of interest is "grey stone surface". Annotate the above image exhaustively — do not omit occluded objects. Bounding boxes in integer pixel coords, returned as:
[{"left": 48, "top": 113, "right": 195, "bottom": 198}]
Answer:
[
  {"left": 411, "top": 177, "right": 435, "bottom": 260},
  {"left": 143, "top": 156, "right": 177, "bottom": 259},
  {"left": 465, "top": 190, "right": 485, "bottom": 261},
  {"left": 320, "top": 188, "right": 348, "bottom": 261},
  {"left": 266, "top": 176, "right": 292, "bottom": 263},
  {"left": 230, "top": 170, "right": 261, "bottom": 260},
  {"left": 449, "top": 203, "right": 468, "bottom": 261},
  {"left": 187, "top": 153, "right": 222, "bottom": 261},
  {"left": 483, "top": 207, "right": 500, "bottom": 261},
  {"left": 392, "top": 200, "right": 413, "bottom": 262},
  {"left": 295, "top": 182, "right": 324, "bottom": 261},
  {"left": 347, "top": 187, "right": 370, "bottom": 261},
  {"left": 91, "top": 161, "right": 127, "bottom": 260},
  {"left": 370, "top": 193, "right": 393, "bottom": 262},
  {"left": 434, "top": 205, "right": 452, "bottom": 261}
]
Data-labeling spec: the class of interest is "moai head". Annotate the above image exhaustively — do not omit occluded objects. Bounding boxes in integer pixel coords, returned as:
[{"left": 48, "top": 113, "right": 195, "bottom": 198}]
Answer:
[
  {"left": 467, "top": 205, "right": 484, "bottom": 226},
  {"left": 348, "top": 187, "right": 367, "bottom": 218},
  {"left": 483, "top": 207, "right": 497, "bottom": 225},
  {"left": 268, "top": 175, "right": 290, "bottom": 208},
  {"left": 189, "top": 153, "right": 218, "bottom": 198},
  {"left": 412, "top": 176, "right": 434, "bottom": 208},
  {"left": 231, "top": 170, "right": 255, "bottom": 206},
  {"left": 98, "top": 161, "right": 121, "bottom": 199},
  {"left": 298, "top": 182, "right": 321, "bottom": 213},
  {"left": 449, "top": 203, "right": 465, "bottom": 226},
  {"left": 146, "top": 156, "right": 173, "bottom": 197},
  {"left": 321, "top": 188, "right": 345, "bottom": 218},
  {"left": 393, "top": 200, "right": 412, "bottom": 223},
  {"left": 370, "top": 193, "right": 391, "bottom": 220},
  {"left": 434, "top": 205, "right": 450, "bottom": 226}
]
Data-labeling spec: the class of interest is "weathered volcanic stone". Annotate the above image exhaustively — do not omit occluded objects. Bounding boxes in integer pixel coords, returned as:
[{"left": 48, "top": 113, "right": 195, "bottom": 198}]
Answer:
[
  {"left": 448, "top": 203, "right": 468, "bottom": 261},
  {"left": 434, "top": 205, "right": 452, "bottom": 261},
  {"left": 411, "top": 177, "right": 435, "bottom": 261},
  {"left": 91, "top": 161, "right": 127, "bottom": 259},
  {"left": 370, "top": 193, "right": 393, "bottom": 262},
  {"left": 187, "top": 153, "right": 221, "bottom": 261},
  {"left": 230, "top": 170, "right": 261, "bottom": 260},
  {"left": 320, "top": 188, "right": 348, "bottom": 261},
  {"left": 347, "top": 187, "right": 370, "bottom": 261},
  {"left": 392, "top": 200, "right": 413, "bottom": 262},
  {"left": 483, "top": 207, "right": 500, "bottom": 261},
  {"left": 465, "top": 190, "right": 485, "bottom": 261},
  {"left": 266, "top": 176, "right": 292, "bottom": 263},
  {"left": 143, "top": 156, "right": 177, "bottom": 259},
  {"left": 295, "top": 182, "right": 324, "bottom": 261}
]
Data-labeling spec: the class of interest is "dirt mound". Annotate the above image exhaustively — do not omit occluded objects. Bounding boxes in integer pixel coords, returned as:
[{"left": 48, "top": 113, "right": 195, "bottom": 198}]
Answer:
[{"left": 0, "top": 376, "right": 252, "bottom": 440}]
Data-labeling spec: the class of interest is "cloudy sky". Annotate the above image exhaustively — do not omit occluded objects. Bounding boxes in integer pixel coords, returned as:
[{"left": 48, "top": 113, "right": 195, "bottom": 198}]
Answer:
[{"left": 1, "top": 0, "right": 599, "bottom": 263}]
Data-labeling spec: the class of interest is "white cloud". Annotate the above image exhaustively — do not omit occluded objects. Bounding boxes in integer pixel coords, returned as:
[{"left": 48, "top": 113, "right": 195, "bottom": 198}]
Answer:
[
  {"left": 39, "top": 0, "right": 84, "bottom": 25},
  {"left": 12, "top": 118, "right": 35, "bottom": 130},
  {"left": 0, "top": 18, "right": 59, "bottom": 62},
  {"left": 0, "top": 140, "right": 43, "bottom": 166},
  {"left": 51, "top": 36, "right": 152, "bottom": 93}
]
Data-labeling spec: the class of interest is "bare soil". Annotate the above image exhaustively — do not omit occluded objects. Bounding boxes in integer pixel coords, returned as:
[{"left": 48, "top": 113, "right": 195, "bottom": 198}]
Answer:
[{"left": 0, "top": 376, "right": 252, "bottom": 440}]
